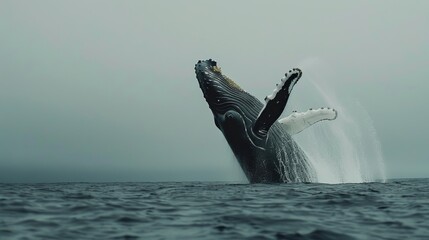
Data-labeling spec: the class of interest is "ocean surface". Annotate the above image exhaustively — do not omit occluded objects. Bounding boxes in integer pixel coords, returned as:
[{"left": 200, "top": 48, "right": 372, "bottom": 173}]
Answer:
[{"left": 0, "top": 179, "right": 428, "bottom": 240}]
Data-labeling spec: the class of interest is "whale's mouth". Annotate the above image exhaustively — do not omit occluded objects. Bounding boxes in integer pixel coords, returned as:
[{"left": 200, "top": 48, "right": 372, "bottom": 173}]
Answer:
[
  {"left": 195, "top": 59, "right": 217, "bottom": 95},
  {"left": 195, "top": 59, "right": 243, "bottom": 97},
  {"left": 195, "top": 59, "right": 248, "bottom": 116}
]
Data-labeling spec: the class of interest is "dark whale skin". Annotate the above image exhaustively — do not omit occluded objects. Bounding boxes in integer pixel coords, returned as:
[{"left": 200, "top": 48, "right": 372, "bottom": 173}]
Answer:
[{"left": 195, "top": 59, "right": 314, "bottom": 183}]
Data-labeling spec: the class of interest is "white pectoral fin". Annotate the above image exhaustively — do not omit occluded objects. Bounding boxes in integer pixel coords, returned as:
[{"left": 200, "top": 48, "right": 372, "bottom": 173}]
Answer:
[{"left": 279, "top": 108, "right": 338, "bottom": 135}]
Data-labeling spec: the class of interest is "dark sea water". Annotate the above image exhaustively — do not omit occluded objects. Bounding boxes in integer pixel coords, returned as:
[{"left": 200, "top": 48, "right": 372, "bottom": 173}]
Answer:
[{"left": 0, "top": 179, "right": 428, "bottom": 240}]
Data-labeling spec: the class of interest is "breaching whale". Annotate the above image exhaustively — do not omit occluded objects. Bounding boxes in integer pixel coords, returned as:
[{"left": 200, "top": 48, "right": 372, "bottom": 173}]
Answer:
[{"left": 195, "top": 59, "right": 337, "bottom": 183}]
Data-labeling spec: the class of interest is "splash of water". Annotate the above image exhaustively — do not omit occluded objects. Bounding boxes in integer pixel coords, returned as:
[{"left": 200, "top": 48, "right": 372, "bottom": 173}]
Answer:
[{"left": 293, "top": 58, "right": 386, "bottom": 183}]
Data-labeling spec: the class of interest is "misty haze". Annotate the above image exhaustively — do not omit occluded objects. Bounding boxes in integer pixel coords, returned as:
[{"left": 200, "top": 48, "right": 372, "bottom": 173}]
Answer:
[{"left": 1, "top": 1, "right": 428, "bottom": 239}]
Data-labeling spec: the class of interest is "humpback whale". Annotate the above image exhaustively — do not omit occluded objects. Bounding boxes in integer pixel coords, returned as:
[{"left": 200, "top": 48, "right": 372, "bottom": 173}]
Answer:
[{"left": 195, "top": 59, "right": 337, "bottom": 183}]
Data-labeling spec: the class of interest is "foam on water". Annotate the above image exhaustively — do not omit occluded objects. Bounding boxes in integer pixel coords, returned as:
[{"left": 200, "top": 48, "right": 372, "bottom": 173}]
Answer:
[{"left": 294, "top": 58, "right": 386, "bottom": 184}]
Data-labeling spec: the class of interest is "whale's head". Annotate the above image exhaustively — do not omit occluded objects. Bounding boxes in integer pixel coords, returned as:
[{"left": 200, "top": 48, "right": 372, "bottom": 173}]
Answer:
[{"left": 195, "top": 59, "right": 246, "bottom": 118}]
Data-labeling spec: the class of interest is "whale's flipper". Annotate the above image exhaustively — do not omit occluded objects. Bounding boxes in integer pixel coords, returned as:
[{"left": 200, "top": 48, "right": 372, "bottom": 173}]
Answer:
[
  {"left": 253, "top": 69, "right": 302, "bottom": 136},
  {"left": 279, "top": 108, "right": 338, "bottom": 135}
]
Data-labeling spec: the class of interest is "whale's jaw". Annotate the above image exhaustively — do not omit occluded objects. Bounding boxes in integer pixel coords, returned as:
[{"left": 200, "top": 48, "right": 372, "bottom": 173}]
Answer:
[{"left": 194, "top": 59, "right": 246, "bottom": 115}]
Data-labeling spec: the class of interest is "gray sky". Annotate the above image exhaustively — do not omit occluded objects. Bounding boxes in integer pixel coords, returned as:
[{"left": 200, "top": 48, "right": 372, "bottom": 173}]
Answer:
[{"left": 1, "top": 1, "right": 428, "bottom": 182}]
